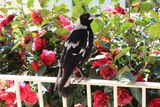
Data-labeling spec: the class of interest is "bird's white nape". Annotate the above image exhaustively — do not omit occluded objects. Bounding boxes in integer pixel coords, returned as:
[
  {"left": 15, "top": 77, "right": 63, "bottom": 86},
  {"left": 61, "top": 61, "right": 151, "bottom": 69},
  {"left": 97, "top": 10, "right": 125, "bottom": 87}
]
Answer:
[{"left": 74, "top": 18, "right": 87, "bottom": 30}]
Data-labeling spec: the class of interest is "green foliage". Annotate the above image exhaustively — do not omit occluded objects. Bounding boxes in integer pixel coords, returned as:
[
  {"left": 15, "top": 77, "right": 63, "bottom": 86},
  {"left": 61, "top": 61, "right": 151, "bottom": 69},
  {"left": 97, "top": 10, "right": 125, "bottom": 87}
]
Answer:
[{"left": 27, "top": 0, "right": 34, "bottom": 8}]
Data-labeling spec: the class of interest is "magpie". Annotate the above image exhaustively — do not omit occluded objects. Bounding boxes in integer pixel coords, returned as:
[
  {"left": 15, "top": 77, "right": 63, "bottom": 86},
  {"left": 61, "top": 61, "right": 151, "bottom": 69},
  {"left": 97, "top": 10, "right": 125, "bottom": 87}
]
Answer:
[{"left": 54, "top": 13, "right": 100, "bottom": 97}]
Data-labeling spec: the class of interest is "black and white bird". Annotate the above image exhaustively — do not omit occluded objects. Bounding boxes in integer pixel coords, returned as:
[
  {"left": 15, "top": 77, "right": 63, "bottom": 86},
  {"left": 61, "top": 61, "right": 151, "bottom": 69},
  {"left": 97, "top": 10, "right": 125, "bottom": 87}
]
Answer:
[{"left": 54, "top": 13, "right": 100, "bottom": 97}]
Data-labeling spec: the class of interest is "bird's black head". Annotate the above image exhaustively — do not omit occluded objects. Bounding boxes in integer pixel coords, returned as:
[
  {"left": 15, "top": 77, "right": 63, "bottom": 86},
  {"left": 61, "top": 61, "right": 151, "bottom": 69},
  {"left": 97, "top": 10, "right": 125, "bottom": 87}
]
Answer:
[{"left": 79, "top": 13, "right": 100, "bottom": 27}]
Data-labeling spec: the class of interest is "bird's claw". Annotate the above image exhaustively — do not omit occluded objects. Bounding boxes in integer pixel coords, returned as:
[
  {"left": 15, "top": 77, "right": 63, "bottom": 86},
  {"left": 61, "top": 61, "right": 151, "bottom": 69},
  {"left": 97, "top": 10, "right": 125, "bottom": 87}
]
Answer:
[{"left": 72, "top": 77, "right": 89, "bottom": 84}]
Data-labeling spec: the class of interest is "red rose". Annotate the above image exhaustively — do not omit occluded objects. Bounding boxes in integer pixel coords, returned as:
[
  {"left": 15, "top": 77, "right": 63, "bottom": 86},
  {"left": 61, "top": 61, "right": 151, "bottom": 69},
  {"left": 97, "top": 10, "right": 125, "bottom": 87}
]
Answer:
[
  {"left": 40, "top": 49, "right": 56, "bottom": 65},
  {"left": 24, "top": 91, "right": 38, "bottom": 104},
  {"left": 99, "top": 65, "right": 117, "bottom": 80},
  {"left": 32, "top": 60, "right": 39, "bottom": 71},
  {"left": 31, "top": 10, "right": 43, "bottom": 25},
  {"left": 92, "top": 53, "right": 112, "bottom": 68},
  {"left": 32, "top": 38, "right": 49, "bottom": 51},
  {"left": 93, "top": 90, "right": 109, "bottom": 107},
  {"left": 115, "top": 7, "right": 126, "bottom": 15},
  {"left": 59, "top": 16, "right": 71, "bottom": 27},
  {"left": 118, "top": 88, "right": 132, "bottom": 106},
  {"left": 148, "top": 98, "right": 160, "bottom": 107},
  {"left": 19, "top": 82, "right": 31, "bottom": 101},
  {"left": 0, "top": 91, "right": 16, "bottom": 106},
  {"left": 23, "top": 35, "right": 33, "bottom": 44},
  {"left": 74, "top": 103, "right": 82, "bottom": 107},
  {"left": 5, "top": 14, "right": 15, "bottom": 26},
  {"left": 105, "top": 6, "right": 125, "bottom": 15}
]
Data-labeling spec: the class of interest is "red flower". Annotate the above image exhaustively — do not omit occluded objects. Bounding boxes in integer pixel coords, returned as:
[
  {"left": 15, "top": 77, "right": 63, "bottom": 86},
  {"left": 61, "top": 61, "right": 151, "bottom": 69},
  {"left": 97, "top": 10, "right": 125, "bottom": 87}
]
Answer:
[
  {"left": 19, "top": 82, "right": 31, "bottom": 101},
  {"left": 112, "top": 49, "right": 121, "bottom": 59},
  {"left": 92, "top": 53, "right": 112, "bottom": 68},
  {"left": 74, "top": 67, "right": 81, "bottom": 77},
  {"left": 154, "top": 50, "right": 160, "bottom": 55},
  {"left": 24, "top": 91, "right": 38, "bottom": 104},
  {"left": 118, "top": 88, "right": 132, "bottom": 106},
  {"left": 5, "top": 14, "right": 15, "bottom": 26},
  {"left": 93, "top": 90, "right": 109, "bottom": 107},
  {"left": 0, "top": 14, "right": 15, "bottom": 27},
  {"left": 40, "top": 49, "right": 56, "bottom": 66},
  {"left": 31, "top": 10, "right": 43, "bottom": 25},
  {"left": 59, "top": 16, "right": 71, "bottom": 27},
  {"left": 32, "top": 38, "right": 49, "bottom": 51},
  {"left": 32, "top": 60, "right": 39, "bottom": 71},
  {"left": 99, "top": 65, "right": 117, "bottom": 80},
  {"left": 23, "top": 35, "right": 33, "bottom": 44},
  {"left": 0, "top": 91, "right": 16, "bottom": 106},
  {"left": 148, "top": 98, "right": 160, "bottom": 107},
  {"left": 128, "top": 18, "right": 135, "bottom": 23},
  {"left": 74, "top": 103, "right": 82, "bottom": 107},
  {"left": 115, "top": 7, "right": 126, "bottom": 15},
  {"left": 132, "top": 71, "right": 145, "bottom": 82},
  {"left": 105, "top": 6, "right": 125, "bottom": 15}
]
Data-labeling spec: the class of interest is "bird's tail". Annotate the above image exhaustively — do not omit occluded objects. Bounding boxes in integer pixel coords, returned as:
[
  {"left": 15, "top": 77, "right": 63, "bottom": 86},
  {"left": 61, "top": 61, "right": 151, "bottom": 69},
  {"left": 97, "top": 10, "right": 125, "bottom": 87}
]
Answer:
[{"left": 58, "top": 69, "right": 72, "bottom": 98}]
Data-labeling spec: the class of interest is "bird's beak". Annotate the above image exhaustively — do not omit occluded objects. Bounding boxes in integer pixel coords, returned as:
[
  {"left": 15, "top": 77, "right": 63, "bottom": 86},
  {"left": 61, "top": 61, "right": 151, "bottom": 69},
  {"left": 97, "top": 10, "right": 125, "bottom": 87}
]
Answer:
[{"left": 88, "top": 14, "right": 101, "bottom": 20}]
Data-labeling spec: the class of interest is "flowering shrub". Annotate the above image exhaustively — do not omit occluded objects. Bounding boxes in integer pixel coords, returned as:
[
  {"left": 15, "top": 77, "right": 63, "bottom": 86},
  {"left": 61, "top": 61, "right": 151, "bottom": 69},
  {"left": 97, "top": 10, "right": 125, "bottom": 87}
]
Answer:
[{"left": 0, "top": 0, "right": 160, "bottom": 106}]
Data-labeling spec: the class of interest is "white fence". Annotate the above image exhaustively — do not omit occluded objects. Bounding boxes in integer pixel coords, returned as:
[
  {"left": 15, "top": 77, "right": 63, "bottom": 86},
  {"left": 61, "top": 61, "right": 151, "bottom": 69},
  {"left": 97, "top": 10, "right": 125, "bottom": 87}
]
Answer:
[{"left": 0, "top": 74, "right": 160, "bottom": 107}]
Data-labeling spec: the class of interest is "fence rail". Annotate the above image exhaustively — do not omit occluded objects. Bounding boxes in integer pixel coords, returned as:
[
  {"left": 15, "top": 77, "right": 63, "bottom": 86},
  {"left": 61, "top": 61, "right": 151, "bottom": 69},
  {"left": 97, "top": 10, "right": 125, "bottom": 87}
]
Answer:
[{"left": 0, "top": 74, "right": 160, "bottom": 107}]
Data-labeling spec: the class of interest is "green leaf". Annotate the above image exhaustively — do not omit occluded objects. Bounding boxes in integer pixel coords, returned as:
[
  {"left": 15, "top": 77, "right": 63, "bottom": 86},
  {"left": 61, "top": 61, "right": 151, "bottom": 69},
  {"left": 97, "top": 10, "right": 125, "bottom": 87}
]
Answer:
[
  {"left": 37, "top": 65, "right": 47, "bottom": 76},
  {"left": 121, "top": 22, "right": 133, "bottom": 31},
  {"left": 114, "top": 47, "right": 131, "bottom": 62},
  {"left": 54, "top": 3, "right": 69, "bottom": 15},
  {"left": 140, "top": 2, "right": 152, "bottom": 12},
  {"left": 16, "top": 0, "right": 22, "bottom": 4},
  {"left": 150, "top": 10, "right": 159, "bottom": 22},
  {"left": 72, "top": 6, "right": 84, "bottom": 19},
  {"left": 118, "top": 71, "right": 136, "bottom": 83},
  {"left": 99, "top": 0, "right": 105, "bottom": 4},
  {"left": 89, "top": 6, "right": 99, "bottom": 14},
  {"left": 0, "top": 8, "right": 8, "bottom": 14},
  {"left": 91, "top": 18, "right": 104, "bottom": 33},
  {"left": 130, "top": 88, "right": 142, "bottom": 105},
  {"left": 42, "top": 30, "right": 53, "bottom": 40},
  {"left": 116, "top": 65, "right": 130, "bottom": 79},
  {"left": 27, "top": 0, "right": 34, "bottom": 8},
  {"left": 5, "top": 2, "right": 12, "bottom": 6},
  {"left": 149, "top": 24, "right": 160, "bottom": 37},
  {"left": 73, "top": 0, "right": 92, "bottom": 5},
  {"left": 38, "top": 0, "right": 50, "bottom": 8},
  {"left": 96, "top": 64, "right": 112, "bottom": 73},
  {"left": 55, "top": 28, "right": 70, "bottom": 36},
  {"left": 11, "top": 43, "right": 20, "bottom": 51},
  {"left": 158, "top": 0, "right": 160, "bottom": 3}
]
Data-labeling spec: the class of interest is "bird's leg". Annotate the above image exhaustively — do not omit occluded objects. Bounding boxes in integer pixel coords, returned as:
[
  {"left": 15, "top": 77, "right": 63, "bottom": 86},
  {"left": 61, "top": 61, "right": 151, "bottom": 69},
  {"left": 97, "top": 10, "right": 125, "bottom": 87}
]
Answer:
[{"left": 73, "top": 68, "right": 89, "bottom": 83}]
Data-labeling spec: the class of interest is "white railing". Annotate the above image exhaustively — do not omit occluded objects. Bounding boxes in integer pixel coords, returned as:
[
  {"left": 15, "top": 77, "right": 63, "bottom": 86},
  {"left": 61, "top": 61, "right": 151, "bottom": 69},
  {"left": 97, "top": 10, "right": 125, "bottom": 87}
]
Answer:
[{"left": 0, "top": 75, "right": 160, "bottom": 107}]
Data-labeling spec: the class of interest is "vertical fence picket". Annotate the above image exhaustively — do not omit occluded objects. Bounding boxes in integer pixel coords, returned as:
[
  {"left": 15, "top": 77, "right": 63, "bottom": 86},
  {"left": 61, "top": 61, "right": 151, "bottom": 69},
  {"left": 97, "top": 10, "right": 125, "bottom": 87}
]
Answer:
[
  {"left": 14, "top": 80, "right": 22, "bottom": 107},
  {"left": 142, "top": 87, "right": 146, "bottom": 107},
  {"left": 113, "top": 86, "right": 118, "bottom": 107},
  {"left": 62, "top": 97, "right": 68, "bottom": 107},
  {"left": 87, "top": 84, "right": 92, "bottom": 107},
  {"left": 38, "top": 82, "right": 44, "bottom": 107}
]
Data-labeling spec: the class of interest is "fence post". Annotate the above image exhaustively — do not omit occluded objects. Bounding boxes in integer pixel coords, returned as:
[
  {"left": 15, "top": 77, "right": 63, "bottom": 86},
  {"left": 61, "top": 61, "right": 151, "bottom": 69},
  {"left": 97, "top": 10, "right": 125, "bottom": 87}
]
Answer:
[
  {"left": 87, "top": 84, "right": 92, "bottom": 107},
  {"left": 38, "top": 82, "right": 44, "bottom": 107},
  {"left": 113, "top": 86, "right": 118, "bottom": 107},
  {"left": 15, "top": 80, "right": 22, "bottom": 107},
  {"left": 142, "top": 87, "right": 146, "bottom": 107}
]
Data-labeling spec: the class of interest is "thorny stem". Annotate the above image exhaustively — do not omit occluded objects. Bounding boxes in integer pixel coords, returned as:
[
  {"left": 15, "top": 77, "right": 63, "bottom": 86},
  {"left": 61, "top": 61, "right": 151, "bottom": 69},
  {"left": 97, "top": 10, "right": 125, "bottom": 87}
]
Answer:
[{"left": 136, "top": 37, "right": 156, "bottom": 78}]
